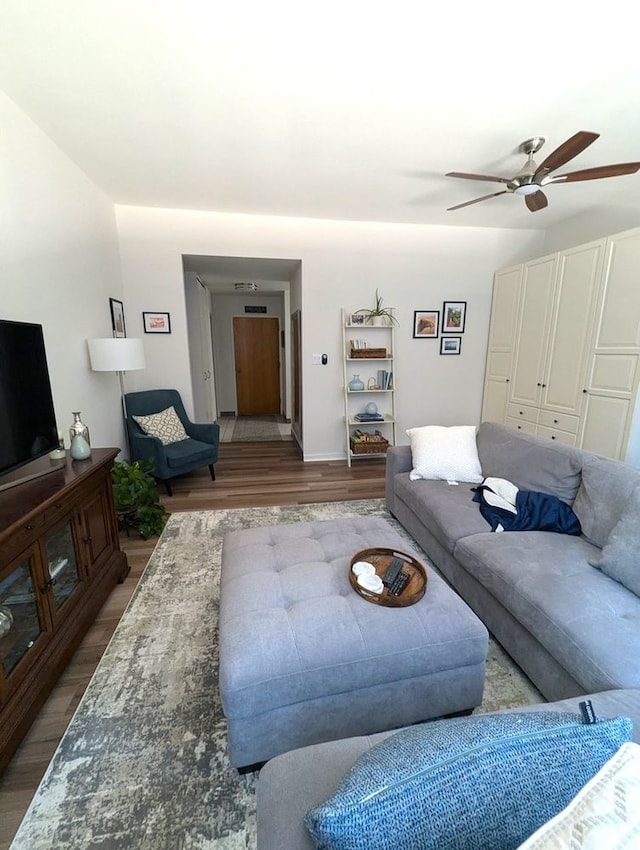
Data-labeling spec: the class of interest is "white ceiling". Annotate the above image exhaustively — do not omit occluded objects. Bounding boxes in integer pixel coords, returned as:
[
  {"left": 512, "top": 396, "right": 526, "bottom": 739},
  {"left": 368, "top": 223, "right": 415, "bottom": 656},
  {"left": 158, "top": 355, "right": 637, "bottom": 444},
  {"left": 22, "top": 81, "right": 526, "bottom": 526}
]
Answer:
[{"left": 2, "top": 1, "right": 640, "bottom": 233}]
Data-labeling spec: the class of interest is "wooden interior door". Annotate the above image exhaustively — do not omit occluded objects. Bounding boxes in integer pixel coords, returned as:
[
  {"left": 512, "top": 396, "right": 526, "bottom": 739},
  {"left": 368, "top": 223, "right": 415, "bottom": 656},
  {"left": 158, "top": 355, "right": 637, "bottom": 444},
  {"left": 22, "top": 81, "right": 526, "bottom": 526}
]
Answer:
[{"left": 233, "top": 317, "right": 281, "bottom": 415}]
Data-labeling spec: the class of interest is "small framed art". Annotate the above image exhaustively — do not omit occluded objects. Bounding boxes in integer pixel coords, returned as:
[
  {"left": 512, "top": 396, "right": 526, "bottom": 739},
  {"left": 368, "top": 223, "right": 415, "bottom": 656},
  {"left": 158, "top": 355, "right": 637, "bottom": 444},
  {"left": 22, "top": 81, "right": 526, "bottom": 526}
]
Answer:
[
  {"left": 413, "top": 310, "right": 439, "bottom": 339},
  {"left": 109, "top": 298, "right": 126, "bottom": 338},
  {"left": 440, "top": 336, "right": 461, "bottom": 355},
  {"left": 143, "top": 312, "right": 171, "bottom": 334},
  {"left": 442, "top": 301, "right": 466, "bottom": 333}
]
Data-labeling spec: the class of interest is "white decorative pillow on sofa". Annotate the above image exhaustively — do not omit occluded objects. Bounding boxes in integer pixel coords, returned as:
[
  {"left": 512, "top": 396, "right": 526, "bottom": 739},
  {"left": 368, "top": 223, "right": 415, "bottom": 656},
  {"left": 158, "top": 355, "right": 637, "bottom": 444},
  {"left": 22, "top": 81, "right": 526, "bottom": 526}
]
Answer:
[
  {"left": 517, "top": 741, "right": 640, "bottom": 849},
  {"left": 406, "top": 425, "right": 483, "bottom": 483},
  {"left": 132, "top": 406, "right": 188, "bottom": 445}
]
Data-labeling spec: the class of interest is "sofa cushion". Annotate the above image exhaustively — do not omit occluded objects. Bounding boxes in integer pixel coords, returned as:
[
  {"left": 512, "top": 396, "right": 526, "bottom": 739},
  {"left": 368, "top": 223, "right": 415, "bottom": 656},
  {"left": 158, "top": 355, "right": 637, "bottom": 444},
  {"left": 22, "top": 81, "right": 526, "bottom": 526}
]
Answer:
[
  {"left": 132, "top": 405, "right": 188, "bottom": 445},
  {"left": 406, "top": 425, "right": 483, "bottom": 483},
  {"left": 394, "top": 474, "right": 491, "bottom": 553},
  {"left": 476, "top": 422, "right": 584, "bottom": 503},
  {"left": 589, "top": 485, "right": 640, "bottom": 596},
  {"left": 304, "top": 711, "right": 631, "bottom": 850},
  {"left": 572, "top": 457, "right": 640, "bottom": 548},
  {"left": 453, "top": 531, "right": 640, "bottom": 692},
  {"left": 518, "top": 741, "right": 640, "bottom": 849}
]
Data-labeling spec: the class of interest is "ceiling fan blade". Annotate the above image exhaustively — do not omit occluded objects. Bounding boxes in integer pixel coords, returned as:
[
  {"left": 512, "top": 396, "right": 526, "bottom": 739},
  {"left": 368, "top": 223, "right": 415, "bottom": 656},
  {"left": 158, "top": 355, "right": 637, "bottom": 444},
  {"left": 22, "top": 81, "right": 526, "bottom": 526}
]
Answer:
[
  {"left": 447, "top": 191, "right": 508, "bottom": 211},
  {"left": 525, "top": 190, "right": 548, "bottom": 212},
  {"left": 548, "top": 162, "right": 640, "bottom": 183},
  {"left": 535, "top": 131, "right": 600, "bottom": 178},
  {"left": 445, "top": 171, "right": 511, "bottom": 184}
]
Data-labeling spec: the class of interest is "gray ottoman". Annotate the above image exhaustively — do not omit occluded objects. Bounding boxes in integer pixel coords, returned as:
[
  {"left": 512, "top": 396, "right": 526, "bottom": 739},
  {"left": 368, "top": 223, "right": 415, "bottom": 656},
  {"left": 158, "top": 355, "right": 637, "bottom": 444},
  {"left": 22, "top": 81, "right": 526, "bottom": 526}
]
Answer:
[{"left": 219, "top": 516, "right": 488, "bottom": 768}]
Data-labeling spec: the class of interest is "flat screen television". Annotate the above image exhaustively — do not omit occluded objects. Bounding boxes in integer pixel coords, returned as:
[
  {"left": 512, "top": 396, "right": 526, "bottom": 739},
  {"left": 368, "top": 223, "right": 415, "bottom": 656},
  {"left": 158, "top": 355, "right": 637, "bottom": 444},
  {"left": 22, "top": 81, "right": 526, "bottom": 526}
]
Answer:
[{"left": 0, "top": 319, "right": 60, "bottom": 489}]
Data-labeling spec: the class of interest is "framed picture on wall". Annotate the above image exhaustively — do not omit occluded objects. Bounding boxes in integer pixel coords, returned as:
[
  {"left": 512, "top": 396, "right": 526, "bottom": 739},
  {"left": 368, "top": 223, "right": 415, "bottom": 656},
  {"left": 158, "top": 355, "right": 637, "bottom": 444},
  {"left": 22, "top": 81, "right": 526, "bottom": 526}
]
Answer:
[
  {"left": 143, "top": 312, "right": 171, "bottom": 334},
  {"left": 440, "top": 336, "right": 461, "bottom": 355},
  {"left": 442, "top": 301, "right": 466, "bottom": 333},
  {"left": 412, "top": 310, "right": 439, "bottom": 338},
  {"left": 109, "top": 298, "right": 126, "bottom": 338}
]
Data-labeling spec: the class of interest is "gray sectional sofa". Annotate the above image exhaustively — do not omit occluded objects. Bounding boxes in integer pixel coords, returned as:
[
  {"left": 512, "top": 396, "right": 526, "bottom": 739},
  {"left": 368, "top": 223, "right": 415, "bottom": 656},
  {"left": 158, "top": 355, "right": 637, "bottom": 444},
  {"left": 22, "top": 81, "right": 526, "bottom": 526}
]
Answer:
[
  {"left": 386, "top": 421, "right": 640, "bottom": 701},
  {"left": 256, "top": 423, "right": 640, "bottom": 848}
]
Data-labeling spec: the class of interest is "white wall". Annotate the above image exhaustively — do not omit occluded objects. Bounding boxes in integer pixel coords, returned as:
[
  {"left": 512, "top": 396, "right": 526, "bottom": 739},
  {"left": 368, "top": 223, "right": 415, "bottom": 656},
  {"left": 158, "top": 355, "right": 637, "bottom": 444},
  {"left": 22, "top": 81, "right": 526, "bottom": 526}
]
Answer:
[
  {"left": 115, "top": 205, "right": 544, "bottom": 460},
  {"left": 0, "top": 91, "right": 127, "bottom": 453},
  {"left": 543, "top": 206, "right": 640, "bottom": 254}
]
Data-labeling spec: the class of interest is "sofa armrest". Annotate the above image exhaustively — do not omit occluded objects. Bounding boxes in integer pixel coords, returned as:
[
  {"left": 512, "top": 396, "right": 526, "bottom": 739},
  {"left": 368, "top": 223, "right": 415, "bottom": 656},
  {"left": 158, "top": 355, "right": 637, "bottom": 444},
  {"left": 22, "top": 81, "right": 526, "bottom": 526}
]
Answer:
[
  {"left": 128, "top": 431, "right": 168, "bottom": 478},
  {"left": 385, "top": 445, "right": 413, "bottom": 516}
]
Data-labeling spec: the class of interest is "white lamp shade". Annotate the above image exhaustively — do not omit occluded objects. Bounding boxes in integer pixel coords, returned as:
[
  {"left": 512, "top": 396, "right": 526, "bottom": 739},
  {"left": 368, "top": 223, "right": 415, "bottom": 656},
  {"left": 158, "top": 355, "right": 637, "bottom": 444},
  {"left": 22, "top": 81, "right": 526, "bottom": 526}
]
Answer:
[{"left": 88, "top": 338, "right": 146, "bottom": 371}]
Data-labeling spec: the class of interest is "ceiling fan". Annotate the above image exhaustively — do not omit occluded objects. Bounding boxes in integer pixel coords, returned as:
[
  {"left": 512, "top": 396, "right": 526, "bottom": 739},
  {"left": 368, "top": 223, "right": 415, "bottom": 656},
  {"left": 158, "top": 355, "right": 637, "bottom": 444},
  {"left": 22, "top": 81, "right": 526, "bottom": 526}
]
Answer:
[{"left": 445, "top": 131, "right": 640, "bottom": 212}]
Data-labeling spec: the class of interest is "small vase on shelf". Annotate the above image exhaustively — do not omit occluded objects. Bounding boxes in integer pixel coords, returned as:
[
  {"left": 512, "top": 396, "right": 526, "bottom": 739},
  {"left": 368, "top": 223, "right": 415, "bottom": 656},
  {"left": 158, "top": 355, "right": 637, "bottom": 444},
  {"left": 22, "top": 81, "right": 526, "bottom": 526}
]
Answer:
[
  {"left": 69, "top": 412, "right": 91, "bottom": 460},
  {"left": 348, "top": 375, "right": 365, "bottom": 392}
]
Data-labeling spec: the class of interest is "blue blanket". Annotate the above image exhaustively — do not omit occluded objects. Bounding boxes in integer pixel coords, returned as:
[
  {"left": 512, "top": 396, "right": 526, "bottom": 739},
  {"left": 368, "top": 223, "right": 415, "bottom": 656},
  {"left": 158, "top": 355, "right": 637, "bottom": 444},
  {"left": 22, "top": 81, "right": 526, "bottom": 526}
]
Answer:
[{"left": 472, "top": 484, "right": 582, "bottom": 535}]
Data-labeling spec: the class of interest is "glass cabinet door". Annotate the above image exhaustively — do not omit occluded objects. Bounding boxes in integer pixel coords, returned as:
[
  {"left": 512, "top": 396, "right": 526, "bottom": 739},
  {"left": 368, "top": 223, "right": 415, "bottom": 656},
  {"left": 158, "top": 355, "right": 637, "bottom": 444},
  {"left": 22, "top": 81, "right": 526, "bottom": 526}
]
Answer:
[
  {"left": 0, "top": 553, "right": 44, "bottom": 680},
  {"left": 44, "top": 521, "right": 81, "bottom": 613}
]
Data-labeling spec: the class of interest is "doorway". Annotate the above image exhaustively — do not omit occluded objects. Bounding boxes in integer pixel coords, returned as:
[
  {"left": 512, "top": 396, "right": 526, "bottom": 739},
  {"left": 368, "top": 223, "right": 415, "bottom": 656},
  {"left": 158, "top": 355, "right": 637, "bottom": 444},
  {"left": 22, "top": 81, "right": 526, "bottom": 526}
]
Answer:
[{"left": 233, "top": 316, "right": 281, "bottom": 415}]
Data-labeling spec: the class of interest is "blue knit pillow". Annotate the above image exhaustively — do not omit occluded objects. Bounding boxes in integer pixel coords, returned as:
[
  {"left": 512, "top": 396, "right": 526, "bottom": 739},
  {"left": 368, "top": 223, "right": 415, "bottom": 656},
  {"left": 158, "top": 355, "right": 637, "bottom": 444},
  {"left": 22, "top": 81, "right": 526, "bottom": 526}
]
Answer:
[{"left": 304, "top": 711, "right": 632, "bottom": 850}]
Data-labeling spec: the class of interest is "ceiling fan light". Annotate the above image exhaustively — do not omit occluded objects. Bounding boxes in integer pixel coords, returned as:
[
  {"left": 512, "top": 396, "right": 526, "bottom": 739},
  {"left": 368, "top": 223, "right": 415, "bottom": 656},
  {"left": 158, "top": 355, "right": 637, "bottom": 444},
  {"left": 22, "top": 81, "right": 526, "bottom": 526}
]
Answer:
[{"left": 514, "top": 184, "right": 541, "bottom": 196}]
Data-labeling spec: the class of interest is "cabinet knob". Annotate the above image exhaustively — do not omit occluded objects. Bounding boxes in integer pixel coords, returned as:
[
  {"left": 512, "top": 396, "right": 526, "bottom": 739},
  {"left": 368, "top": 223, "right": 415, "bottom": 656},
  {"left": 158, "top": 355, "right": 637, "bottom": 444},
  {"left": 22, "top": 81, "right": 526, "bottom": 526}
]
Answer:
[
  {"left": 25, "top": 524, "right": 34, "bottom": 531},
  {"left": 551, "top": 435, "right": 556, "bottom": 440},
  {"left": 519, "top": 410, "right": 523, "bottom": 415},
  {"left": 505, "top": 378, "right": 510, "bottom": 383},
  {"left": 542, "top": 383, "right": 547, "bottom": 388},
  {"left": 553, "top": 419, "right": 558, "bottom": 424},
  {"left": 583, "top": 389, "right": 588, "bottom": 394},
  {"left": 517, "top": 425, "right": 522, "bottom": 430},
  {"left": 84, "top": 537, "right": 92, "bottom": 544},
  {"left": 54, "top": 502, "right": 62, "bottom": 509},
  {"left": 537, "top": 382, "right": 541, "bottom": 387}
]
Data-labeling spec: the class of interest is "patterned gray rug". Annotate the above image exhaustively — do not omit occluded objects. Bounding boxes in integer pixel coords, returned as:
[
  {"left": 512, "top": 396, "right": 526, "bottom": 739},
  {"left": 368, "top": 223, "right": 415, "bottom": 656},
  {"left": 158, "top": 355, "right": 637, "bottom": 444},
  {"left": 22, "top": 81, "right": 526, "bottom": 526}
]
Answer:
[
  {"left": 10, "top": 501, "right": 541, "bottom": 850},
  {"left": 231, "top": 416, "right": 291, "bottom": 442}
]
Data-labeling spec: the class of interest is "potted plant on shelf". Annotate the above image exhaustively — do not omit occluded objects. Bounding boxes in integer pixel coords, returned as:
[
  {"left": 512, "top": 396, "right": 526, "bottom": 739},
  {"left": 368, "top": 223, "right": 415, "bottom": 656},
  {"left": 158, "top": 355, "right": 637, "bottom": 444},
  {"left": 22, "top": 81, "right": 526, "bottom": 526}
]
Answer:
[
  {"left": 358, "top": 289, "right": 398, "bottom": 326},
  {"left": 111, "top": 459, "right": 169, "bottom": 539}
]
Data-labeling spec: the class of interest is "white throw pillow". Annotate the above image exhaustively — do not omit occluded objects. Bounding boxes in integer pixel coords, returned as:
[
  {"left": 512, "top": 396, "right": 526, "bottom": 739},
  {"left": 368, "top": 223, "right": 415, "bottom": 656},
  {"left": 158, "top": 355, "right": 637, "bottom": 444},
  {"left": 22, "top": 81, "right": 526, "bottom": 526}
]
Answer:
[
  {"left": 517, "top": 741, "right": 640, "bottom": 849},
  {"left": 133, "top": 406, "right": 188, "bottom": 445},
  {"left": 406, "top": 425, "right": 483, "bottom": 483}
]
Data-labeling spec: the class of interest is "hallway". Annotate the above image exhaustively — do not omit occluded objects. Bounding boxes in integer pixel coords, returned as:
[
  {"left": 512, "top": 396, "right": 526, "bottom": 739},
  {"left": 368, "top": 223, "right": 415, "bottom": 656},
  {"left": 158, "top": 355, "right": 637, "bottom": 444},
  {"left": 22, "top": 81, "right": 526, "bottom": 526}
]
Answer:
[{"left": 218, "top": 415, "right": 292, "bottom": 442}]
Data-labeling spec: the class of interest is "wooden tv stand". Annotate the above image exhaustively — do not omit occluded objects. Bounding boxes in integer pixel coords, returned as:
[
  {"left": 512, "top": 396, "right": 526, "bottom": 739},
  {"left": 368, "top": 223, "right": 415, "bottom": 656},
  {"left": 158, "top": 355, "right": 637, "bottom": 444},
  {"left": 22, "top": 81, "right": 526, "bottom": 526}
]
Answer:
[{"left": 0, "top": 449, "right": 129, "bottom": 773}]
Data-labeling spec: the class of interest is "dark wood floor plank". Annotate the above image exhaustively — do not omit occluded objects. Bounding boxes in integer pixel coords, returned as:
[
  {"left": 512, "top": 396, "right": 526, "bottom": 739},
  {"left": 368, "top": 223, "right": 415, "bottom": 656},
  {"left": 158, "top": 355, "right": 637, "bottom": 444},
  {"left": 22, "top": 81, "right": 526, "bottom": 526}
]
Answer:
[{"left": 0, "top": 442, "right": 386, "bottom": 848}]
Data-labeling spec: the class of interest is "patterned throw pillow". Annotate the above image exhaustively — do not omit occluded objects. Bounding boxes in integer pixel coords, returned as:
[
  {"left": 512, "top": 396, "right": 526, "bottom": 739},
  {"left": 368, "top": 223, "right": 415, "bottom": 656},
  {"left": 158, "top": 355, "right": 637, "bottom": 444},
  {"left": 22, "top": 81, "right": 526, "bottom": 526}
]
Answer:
[
  {"left": 132, "top": 406, "right": 188, "bottom": 445},
  {"left": 517, "top": 741, "right": 640, "bottom": 849},
  {"left": 304, "top": 711, "right": 632, "bottom": 850}
]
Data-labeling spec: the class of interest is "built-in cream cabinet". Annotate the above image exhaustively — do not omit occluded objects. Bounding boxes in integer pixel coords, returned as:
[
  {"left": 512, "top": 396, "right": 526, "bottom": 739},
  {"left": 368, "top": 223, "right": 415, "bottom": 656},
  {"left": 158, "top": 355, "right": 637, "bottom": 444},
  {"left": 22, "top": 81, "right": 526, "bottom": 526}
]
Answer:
[{"left": 482, "top": 226, "right": 640, "bottom": 459}]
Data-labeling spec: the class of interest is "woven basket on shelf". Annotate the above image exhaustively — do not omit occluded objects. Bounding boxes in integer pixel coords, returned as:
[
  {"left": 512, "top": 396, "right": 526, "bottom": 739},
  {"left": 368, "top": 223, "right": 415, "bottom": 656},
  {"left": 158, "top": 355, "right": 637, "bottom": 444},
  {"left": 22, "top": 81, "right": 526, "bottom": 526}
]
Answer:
[{"left": 349, "top": 347, "right": 387, "bottom": 359}]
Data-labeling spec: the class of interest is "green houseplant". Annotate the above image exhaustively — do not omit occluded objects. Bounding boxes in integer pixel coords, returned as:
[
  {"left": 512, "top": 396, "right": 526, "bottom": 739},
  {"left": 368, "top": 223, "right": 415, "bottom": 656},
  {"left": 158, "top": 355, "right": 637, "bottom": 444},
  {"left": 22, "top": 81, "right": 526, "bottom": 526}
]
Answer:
[
  {"left": 358, "top": 289, "right": 398, "bottom": 326},
  {"left": 111, "top": 459, "right": 169, "bottom": 539}
]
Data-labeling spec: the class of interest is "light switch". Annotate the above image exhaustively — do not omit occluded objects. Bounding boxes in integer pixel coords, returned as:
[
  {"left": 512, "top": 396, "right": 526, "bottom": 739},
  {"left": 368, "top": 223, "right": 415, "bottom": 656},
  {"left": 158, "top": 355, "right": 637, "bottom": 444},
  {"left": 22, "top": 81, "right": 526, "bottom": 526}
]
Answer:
[{"left": 312, "top": 354, "right": 322, "bottom": 365}]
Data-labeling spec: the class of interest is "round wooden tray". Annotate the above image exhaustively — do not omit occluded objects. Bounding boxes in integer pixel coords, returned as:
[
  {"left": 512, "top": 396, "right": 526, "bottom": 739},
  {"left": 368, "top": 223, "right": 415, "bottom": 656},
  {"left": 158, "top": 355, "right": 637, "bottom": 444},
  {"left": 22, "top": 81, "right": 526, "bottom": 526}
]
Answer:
[{"left": 349, "top": 547, "right": 427, "bottom": 607}]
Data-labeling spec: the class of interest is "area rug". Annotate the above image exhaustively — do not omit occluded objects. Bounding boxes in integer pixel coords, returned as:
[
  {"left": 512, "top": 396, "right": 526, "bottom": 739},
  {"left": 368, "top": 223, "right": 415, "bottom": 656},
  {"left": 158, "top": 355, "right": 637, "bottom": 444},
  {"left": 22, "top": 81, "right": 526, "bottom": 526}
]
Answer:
[
  {"left": 10, "top": 501, "right": 542, "bottom": 850},
  {"left": 231, "top": 415, "right": 290, "bottom": 442}
]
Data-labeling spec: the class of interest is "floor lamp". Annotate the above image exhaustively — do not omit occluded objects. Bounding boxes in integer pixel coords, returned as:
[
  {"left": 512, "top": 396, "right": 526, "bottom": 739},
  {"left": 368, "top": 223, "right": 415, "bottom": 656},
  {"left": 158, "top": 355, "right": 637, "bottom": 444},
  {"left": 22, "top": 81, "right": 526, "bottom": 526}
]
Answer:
[{"left": 87, "top": 337, "right": 146, "bottom": 449}]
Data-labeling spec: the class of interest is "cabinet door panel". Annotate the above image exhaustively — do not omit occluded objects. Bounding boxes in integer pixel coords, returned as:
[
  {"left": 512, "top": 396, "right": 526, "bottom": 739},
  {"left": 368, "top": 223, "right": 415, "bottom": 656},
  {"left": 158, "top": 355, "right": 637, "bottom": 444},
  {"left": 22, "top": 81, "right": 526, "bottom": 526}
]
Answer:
[
  {"left": 510, "top": 257, "right": 556, "bottom": 406},
  {"left": 589, "top": 354, "right": 638, "bottom": 395},
  {"left": 0, "top": 549, "right": 46, "bottom": 694},
  {"left": 489, "top": 267, "right": 522, "bottom": 351},
  {"left": 44, "top": 520, "right": 82, "bottom": 617},
  {"left": 81, "top": 489, "right": 113, "bottom": 576},
  {"left": 596, "top": 230, "right": 640, "bottom": 349},
  {"left": 580, "top": 395, "right": 630, "bottom": 459},
  {"left": 482, "top": 378, "right": 510, "bottom": 423},
  {"left": 542, "top": 242, "right": 603, "bottom": 414}
]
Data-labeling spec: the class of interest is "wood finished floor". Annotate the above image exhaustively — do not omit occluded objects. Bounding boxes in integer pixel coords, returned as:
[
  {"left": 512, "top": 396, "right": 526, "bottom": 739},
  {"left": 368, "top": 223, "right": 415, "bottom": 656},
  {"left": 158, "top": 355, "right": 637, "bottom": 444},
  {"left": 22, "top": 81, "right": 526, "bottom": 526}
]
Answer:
[{"left": 0, "top": 441, "right": 386, "bottom": 848}]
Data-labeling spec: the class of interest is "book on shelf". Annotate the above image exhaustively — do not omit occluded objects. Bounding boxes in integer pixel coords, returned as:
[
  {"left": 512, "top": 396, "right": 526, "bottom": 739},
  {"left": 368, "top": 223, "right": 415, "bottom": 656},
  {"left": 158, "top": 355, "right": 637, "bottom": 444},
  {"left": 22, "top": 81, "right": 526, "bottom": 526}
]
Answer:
[{"left": 354, "top": 413, "right": 384, "bottom": 422}]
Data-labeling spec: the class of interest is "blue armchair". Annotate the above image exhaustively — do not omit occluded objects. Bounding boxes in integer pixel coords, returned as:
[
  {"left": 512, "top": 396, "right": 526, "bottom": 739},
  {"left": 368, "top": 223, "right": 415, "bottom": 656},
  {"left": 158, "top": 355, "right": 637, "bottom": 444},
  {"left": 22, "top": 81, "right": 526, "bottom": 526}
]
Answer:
[{"left": 124, "top": 389, "right": 220, "bottom": 496}]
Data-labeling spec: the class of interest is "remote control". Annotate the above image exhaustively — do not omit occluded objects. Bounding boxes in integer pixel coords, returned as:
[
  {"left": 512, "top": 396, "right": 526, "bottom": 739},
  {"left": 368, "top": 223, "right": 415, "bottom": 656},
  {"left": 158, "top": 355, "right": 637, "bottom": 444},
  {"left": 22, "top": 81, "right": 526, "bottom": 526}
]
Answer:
[
  {"left": 382, "top": 557, "right": 404, "bottom": 587},
  {"left": 388, "top": 570, "right": 410, "bottom": 596}
]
